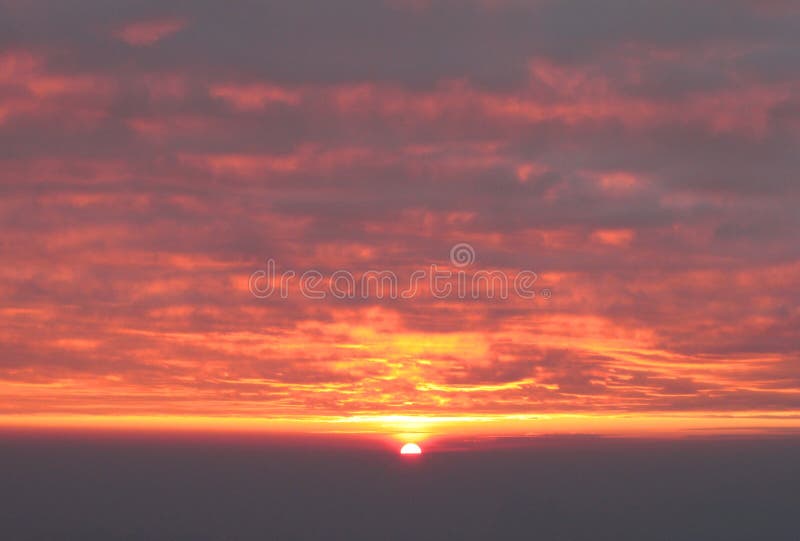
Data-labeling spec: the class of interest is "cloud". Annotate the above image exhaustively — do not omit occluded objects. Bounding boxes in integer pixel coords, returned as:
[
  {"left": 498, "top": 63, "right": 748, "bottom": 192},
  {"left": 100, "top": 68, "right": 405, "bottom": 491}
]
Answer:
[
  {"left": 0, "top": 0, "right": 799, "bottom": 427},
  {"left": 113, "top": 17, "right": 187, "bottom": 46}
]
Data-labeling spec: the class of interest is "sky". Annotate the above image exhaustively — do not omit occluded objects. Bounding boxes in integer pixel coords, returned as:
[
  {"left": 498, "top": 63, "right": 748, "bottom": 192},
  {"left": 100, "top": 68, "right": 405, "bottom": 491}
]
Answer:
[{"left": 1, "top": 0, "right": 800, "bottom": 441}]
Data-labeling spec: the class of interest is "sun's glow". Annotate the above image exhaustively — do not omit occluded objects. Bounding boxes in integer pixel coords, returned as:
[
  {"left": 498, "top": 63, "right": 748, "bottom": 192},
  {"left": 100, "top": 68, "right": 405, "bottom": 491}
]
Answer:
[
  {"left": 4, "top": 412, "right": 800, "bottom": 439},
  {"left": 400, "top": 442, "right": 422, "bottom": 455}
]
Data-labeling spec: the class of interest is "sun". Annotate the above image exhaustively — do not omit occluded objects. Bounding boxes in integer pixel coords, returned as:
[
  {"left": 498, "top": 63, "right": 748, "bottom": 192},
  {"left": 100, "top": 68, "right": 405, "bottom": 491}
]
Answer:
[{"left": 400, "top": 442, "right": 422, "bottom": 455}]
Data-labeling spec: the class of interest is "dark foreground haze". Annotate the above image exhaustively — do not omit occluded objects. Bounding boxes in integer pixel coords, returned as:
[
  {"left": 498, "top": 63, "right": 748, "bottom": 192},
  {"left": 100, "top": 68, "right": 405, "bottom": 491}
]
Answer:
[{"left": 1, "top": 432, "right": 798, "bottom": 540}]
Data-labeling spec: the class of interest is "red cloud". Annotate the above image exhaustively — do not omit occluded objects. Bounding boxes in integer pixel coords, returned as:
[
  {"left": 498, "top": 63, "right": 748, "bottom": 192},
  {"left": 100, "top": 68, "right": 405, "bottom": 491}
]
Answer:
[
  {"left": 1, "top": 1, "right": 799, "bottom": 437},
  {"left": 114, "top": 17, "right": 187, "bottom": 46}
]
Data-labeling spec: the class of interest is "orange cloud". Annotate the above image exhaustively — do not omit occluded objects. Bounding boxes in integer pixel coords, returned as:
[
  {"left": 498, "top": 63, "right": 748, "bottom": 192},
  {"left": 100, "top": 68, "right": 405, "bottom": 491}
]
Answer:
[{"left": 1, "top": 3, "right": 800, "bottom": 441}]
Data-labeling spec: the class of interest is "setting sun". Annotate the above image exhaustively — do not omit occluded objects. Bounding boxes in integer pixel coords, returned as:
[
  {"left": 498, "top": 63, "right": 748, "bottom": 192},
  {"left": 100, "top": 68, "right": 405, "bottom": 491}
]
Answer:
[{"left": 400, "top": 443, "right": 422, "bottom": 455}]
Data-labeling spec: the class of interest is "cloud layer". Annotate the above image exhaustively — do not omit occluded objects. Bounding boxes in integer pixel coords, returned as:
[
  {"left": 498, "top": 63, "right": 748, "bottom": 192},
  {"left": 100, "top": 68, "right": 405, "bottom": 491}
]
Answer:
[{"left": 1, "top": 0, "right": 799, "bottom": 430}]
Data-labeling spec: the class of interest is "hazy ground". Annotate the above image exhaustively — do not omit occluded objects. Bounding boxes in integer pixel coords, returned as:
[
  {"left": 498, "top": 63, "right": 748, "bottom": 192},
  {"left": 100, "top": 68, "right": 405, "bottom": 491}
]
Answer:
[{"left": 1, "top": 432, "right": 798, "bottom": 540}]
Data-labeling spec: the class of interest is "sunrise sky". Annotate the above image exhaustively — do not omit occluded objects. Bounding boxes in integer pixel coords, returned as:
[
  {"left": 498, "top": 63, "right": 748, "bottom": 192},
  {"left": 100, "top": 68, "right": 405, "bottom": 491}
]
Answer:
[{"left": 2, "top": 0, "right": 800, "bottom": 442}]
